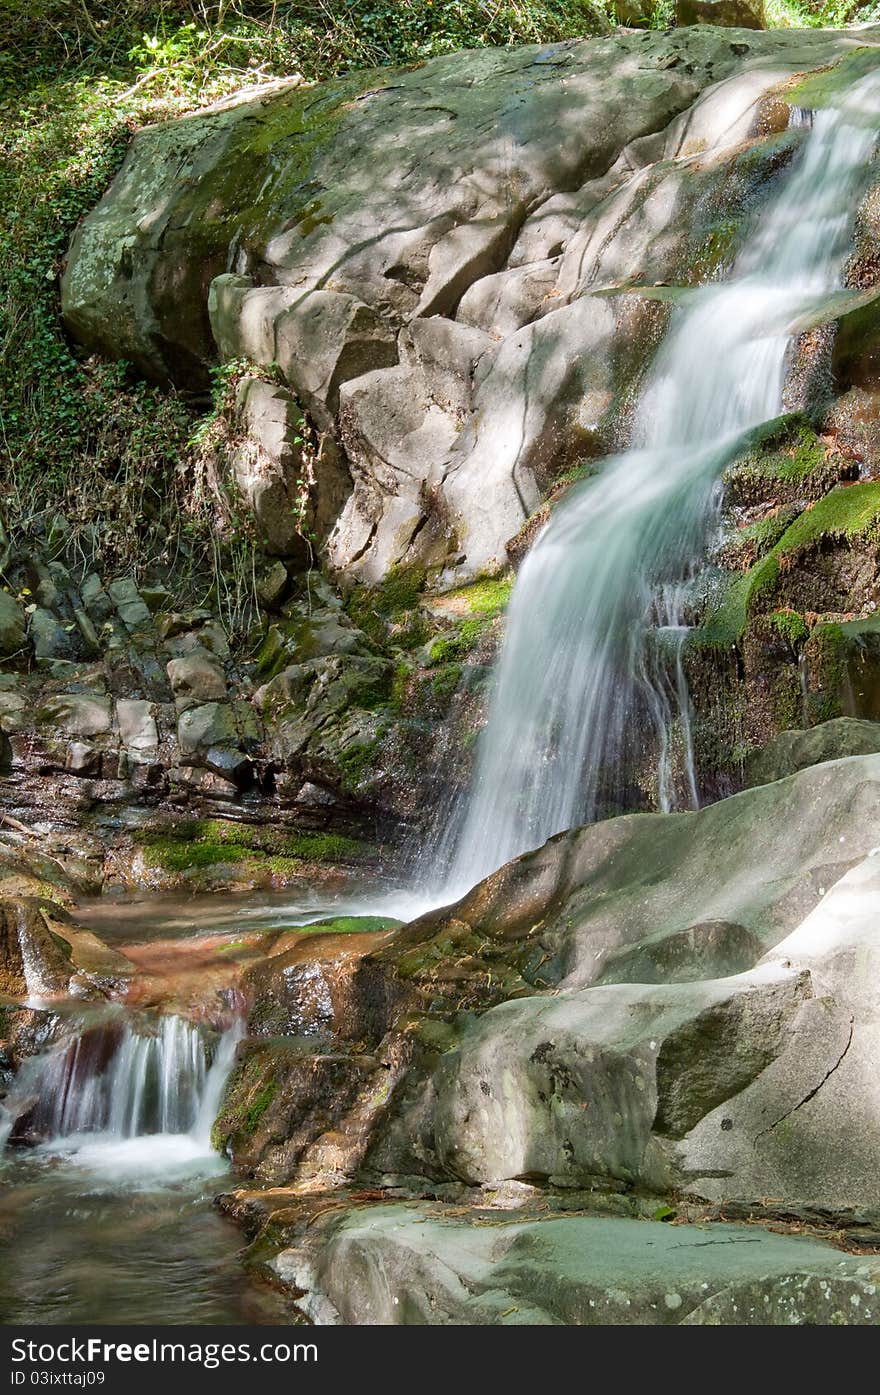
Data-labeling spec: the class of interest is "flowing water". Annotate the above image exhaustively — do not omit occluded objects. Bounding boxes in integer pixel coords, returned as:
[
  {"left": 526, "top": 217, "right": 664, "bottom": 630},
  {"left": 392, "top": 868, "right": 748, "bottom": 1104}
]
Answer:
[
  {"left": 0, "top": 891, "right": 354, "bottom": 1325},
  {"left": 438, "top": 71, "right": 880, "bottom": 900},
  {"left": 6, "top": 72, "right": 880, "bottom": 1328}
]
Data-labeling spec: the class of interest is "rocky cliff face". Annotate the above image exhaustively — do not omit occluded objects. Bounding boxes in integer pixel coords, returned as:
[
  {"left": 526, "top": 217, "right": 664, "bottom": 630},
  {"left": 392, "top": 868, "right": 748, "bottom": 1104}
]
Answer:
[
  {"left": 62, "top": 27, "right": 880, "bottom": 590},
  {"left": 8, "top": 26, "right": 880, "bottom": 1323}
]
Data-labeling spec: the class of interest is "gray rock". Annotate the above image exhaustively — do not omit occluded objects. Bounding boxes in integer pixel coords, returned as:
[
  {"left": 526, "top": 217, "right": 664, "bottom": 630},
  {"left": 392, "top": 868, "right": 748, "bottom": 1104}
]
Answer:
[
  {"left": 202, "top": 745, "right": 253, "bottom": 789},
  {"left": 747, "top": 716, "right": 880, "bottom": 787},
  {"left": 257, "top": 560, "right": 291, "bottom": 610},
  {"left": 277, "top": 1204, "right": 880, "bottom": 1325},
  {"left": 115, "top": 698, "right": 158, "bottom": 755},
  {"left": 166, "top": 648, "right": 227, "bottom": 712},
  {"left": 177, "top": 701, "right": 237, "bottom": 756},
  {"left": 226, "top": 377, "right": 312, "bottom": 562},
  {"left": 65, "top": 742, "right": 102, "bottom": 777},
  {"left": 40, "top": 694, "right": 112, "bottom": 739},
  {"left": 0, "top": 592, "right": 26, "bottom": 656},
  {"left": 107, "top": 578, "right": 152, "bottom": 632},
  {"left": 401, "top": 757, "right": 880, "bottom": 1208},
  {"left": 29, "top": 608, "right": 77, "bottom": 660},
  {"left": 79, "top": 574, "right": 114, "bottom": 625},
  {"left": 62, "top": 28, "right": 875, "bottom": 582}
]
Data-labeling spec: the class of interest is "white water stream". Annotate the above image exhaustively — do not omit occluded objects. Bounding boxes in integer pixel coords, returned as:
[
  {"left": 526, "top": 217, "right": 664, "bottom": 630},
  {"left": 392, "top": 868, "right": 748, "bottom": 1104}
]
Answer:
[
  {"left": 1, "top": 1013, "right": 241, "bottom": 1180},
  {"left": 438, "top": 71, "right": 880, "bottom": 901}
]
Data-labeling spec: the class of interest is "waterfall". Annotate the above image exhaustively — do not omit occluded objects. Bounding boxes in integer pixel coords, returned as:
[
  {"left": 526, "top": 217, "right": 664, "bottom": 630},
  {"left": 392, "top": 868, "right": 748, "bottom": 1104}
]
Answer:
[
  {"left": 439, "top": 71, "right": 880, "bottom": 901},
  {"left": 1, "top": 1011, "right": 242, "bottom": 1172}
]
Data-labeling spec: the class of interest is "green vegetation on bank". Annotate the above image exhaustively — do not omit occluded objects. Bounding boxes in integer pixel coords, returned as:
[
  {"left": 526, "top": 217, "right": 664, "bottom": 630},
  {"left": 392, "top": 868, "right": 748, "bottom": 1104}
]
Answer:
[
  {"left": 2, "top": 1, "right": 879, "bottom": 620},
  {"left": 0, "top": 1, "right": 611, "bottom": 602}
]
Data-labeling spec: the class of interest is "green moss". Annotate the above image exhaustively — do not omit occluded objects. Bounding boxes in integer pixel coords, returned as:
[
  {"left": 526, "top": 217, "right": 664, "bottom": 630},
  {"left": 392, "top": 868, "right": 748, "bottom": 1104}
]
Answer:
[
  {"left": 431, "top": 662, "right": 464, "bottom": 698},
  {"left": 767, "top": 608, "right": 810, "bottom": 647},
  {"left": 337, "top": 738, "right": 380, "bottom": 790},
  {"left": 211, "top": 1075, "right": 278, "bottom": 1150},
  {"left": 785, "top": 48, "right": 880, "bottom": 108},
  {"left": 702, "top": 483, "right": 880, "bottom": 645},
  {"left": 427, "top": 615, "right": 491, "bottom": 665},
  {"left": 444, "top": 575, "right": 513, "bottom": 617},
  {"left": 137, "top": 819, "right": 370, "bottom": 872},
  {"left": 299, "top": 915, "right": 402, "bottom": 934},
  {"left": 345, "top": 563, "right": 430, "bottom": 649},
  {"left": 722, "top": 420, "right": 838, "bottom": 508},
  {"left": 736, "top": 511, "right": 797, "bottom": 557}
]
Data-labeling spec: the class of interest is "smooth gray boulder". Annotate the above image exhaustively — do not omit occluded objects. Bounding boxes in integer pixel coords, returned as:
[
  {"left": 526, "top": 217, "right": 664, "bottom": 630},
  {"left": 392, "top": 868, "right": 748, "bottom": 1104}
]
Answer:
[
  {"left": 276, "top": 1204, "right": 880, "bottom": 1325},
  {"left": 62, "top": 28, "right": 880, "bottom": 586},
  {"left": 746, "top": 716, "right": 880, "bottom": 787},
  {"left": 400, "top": 756, "right": 880, "bottom": 1208}
]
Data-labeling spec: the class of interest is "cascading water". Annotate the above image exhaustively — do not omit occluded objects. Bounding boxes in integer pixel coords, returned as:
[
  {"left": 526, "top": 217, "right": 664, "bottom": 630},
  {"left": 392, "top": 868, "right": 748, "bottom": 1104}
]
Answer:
[
  {"left": 1, "top": 1011, "right": 241, "bottom": 1176},
  {"left": 438, "top": 72, "right": 880, "bottom": 901}
]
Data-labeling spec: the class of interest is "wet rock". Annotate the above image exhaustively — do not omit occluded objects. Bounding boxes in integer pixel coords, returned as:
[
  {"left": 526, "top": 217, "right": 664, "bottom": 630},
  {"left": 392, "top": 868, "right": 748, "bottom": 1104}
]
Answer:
[
  {"left": 0, "top": 898, "right": 78, "bottom": 998},
  {"left": 245, "top": 928, "right": 402, "bottom": 1043},
  {"left": 65, "top": 742, "right": 102, "bottom": 777}
]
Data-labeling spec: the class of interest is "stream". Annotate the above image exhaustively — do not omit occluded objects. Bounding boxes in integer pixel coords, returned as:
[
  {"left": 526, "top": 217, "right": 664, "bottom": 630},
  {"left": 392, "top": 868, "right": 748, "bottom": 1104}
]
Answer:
[{"left": 0, "top": 884, "right": 403, "bottom": 1326}]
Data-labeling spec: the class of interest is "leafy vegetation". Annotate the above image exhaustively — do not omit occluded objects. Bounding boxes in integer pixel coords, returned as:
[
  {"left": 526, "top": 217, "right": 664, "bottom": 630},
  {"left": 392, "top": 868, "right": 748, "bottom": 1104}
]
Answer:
[{"left": 2, "top": 0, "right": 879, "bottom": 626}]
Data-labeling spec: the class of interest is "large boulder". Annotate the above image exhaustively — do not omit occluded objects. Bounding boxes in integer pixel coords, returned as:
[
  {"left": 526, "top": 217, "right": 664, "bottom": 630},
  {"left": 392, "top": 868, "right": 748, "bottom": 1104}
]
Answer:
[
  {"left": 275, "top": 1203, "right": 880, "bottom": 1325},
  {"left": 388, "top": 757, "right": 880, "bottom": 1208},
  {"left": 62, "top": 28, "right": 880, "bottom": 585},
  {"left": 746, "top": 716, "right": 880, "bottom": 787}
]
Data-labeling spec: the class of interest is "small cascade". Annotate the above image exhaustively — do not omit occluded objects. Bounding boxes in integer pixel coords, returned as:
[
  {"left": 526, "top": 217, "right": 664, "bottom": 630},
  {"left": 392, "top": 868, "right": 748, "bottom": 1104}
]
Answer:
[
  {"left": 1, "top": 1010, "right": 242, "bottom": 1166},
  {"left": 434, "top": 70, "right": 880, "bottom": 902}
]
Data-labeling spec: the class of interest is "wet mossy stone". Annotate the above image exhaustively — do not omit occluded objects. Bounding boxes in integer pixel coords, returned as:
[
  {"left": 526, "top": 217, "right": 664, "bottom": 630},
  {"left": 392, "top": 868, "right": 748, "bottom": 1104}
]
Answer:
[
  {"left": 786, "top": 47, "right": 880, "bottom": 114},
  {"left": 701, "top": 480, "right": 880, "bottom": 644}
]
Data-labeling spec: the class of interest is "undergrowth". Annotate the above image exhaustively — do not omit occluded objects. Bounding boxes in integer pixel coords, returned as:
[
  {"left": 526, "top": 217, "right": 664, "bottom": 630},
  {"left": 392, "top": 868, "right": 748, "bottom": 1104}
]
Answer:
[{"left": 2, "top": 0, "right": 879, "bottom": 636}]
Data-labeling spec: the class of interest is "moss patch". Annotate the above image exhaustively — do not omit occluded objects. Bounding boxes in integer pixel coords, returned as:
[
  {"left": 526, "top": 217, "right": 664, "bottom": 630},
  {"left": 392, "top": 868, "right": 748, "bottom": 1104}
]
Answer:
[
  {"left": 299, "top": 915, "right": 402, "bottom": 935},
  {"left": 137, "top": 819, "right": 372, "bottom": 873},
  {"left": 702, "top": 482, "right": 880, "bottom": 644}
]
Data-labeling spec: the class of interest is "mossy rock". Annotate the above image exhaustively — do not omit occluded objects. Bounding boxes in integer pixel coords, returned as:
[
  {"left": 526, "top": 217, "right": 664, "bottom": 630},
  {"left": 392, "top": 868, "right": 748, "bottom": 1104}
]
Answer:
[
  {"left": 136, "top": 819, "right": 374, "bottom": 876},
  {"left": 702, "top": 481, "right": 880, "bottom": 644}
]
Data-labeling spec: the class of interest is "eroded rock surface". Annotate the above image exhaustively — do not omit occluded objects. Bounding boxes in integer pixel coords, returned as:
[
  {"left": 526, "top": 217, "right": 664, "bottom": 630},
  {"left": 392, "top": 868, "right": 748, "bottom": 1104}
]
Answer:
[
  {"left": 62, "top": 28, "right": 880, "bottom": 587},
  {"left": 271, "top": 1204, "right": 880, "bottom": 1325}
]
